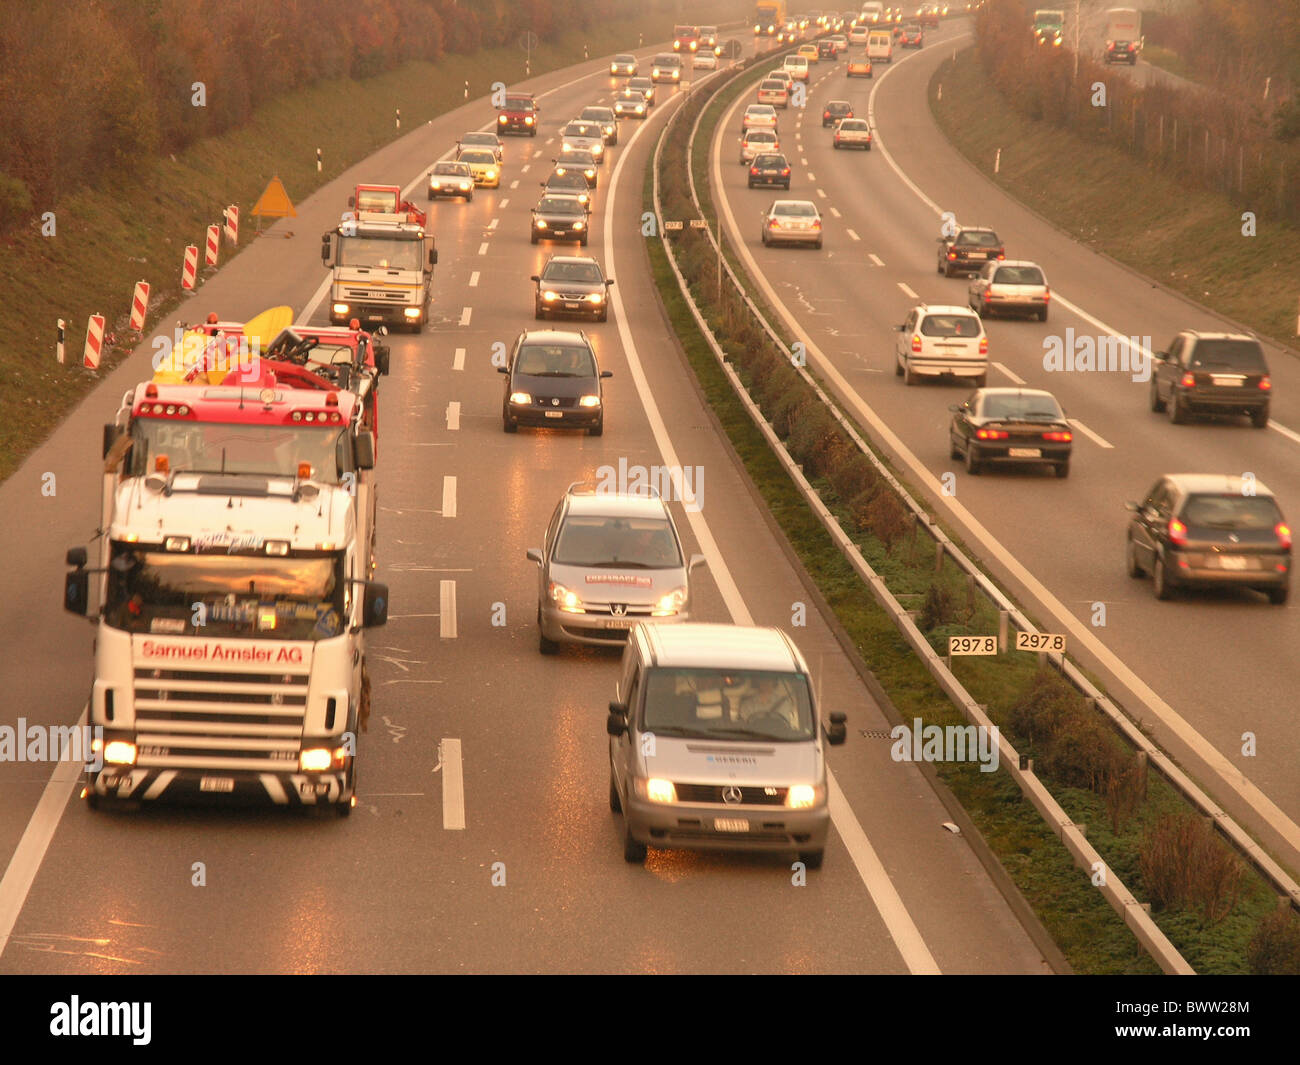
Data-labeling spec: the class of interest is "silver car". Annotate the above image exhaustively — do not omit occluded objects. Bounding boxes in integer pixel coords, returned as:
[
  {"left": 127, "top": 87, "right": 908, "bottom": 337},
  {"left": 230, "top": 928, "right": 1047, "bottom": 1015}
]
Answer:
[
  {"left": 527, "top": 485, "right": 705, "bottom": 653},
  {"left": 579, "top": 106, "right": 619, "bottom": 145},
  {"left": 607, "top": 623, "right": 848, "bottom": 868},
  {"left": 561, "top": 120, "right": 606, "bottom": 162},
  {"left": 968, "top": 260, "right": 1051, "bottom": 321},
  {"left": 760, "top": 199, "right": 823, "bottom": 248}
]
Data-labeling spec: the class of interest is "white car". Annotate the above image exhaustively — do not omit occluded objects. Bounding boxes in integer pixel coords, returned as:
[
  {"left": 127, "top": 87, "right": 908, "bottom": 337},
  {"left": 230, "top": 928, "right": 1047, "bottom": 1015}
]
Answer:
[
  {"left": 783, "top": 55, "right": 810, "bottom": 81},
  {"left": 693, "top": 49, "right": 718, "bottom": 70},
  {"left": 833, "top": 117, "right": 873, "bottom": 149},
  {"left": 757, "top": 78, "right": 790, "bottom": 107},
  {"left": 740, "top": 129, "right": 780, "bottom": 162},
  {"left": 968, "top": 260, "right": 1051, "bottom": 321},
  {"left": 895, "top": 305, "right": 988, "bottom": 386},
  {"left": 741, "top": 104, "right": 779, "bottom": 132},
  {"left": 760, "top": 199, "right": 823, "bottom": 248},
  {"left": 849, "top": 25, "right": 870, "bottom": 43}
]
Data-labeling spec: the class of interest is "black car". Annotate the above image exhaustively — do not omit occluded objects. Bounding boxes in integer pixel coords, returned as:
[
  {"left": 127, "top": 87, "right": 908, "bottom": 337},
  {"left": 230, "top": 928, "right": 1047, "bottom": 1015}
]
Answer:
[
  {"left": 531, "top": 193, "right": 590, "bottom": 245},
  {"left": 539, "top": 170, "right": 592, "bottom": 208},
  {"left": 937, "top": 227, "right": 1005, "bottom": 277},
  {"left": 1149, "top": 331, "right": 1271, "bottom": 428},
  {"left": 817, "top": 39, "right": 837, "bottom": 59},
  {"left": 532, "top": 255, "right": 615, "bottom": 322},
  {"left": 499, "top": 330, "right": 612, "bottom": 435},
  {"left": 553, "top": 150, "right": 600, "bottom": 188},
  {"left": 748, "top": 152, "right": 792, "bottom": 189},
  {"left": 822, "top": 100, "right": 853, "bottom": 127},
  {"left": 1126, "top": 474, "right": 1290, "bottom": 603},
  {"left": 948, "top": 387, "right": 1073, "bottom": 477}
]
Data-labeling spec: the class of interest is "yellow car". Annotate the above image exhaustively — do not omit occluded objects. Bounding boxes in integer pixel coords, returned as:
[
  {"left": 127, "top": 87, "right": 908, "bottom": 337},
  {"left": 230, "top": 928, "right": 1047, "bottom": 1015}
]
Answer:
[
  {"left": 798, "top": 43, "right": 820, "bottom": 63},
  {"left": 847, "top": 55, "right": 874, "bottom": 77},
  {"left": 457, "top": 148, "right": 501, "bottom": 188}
]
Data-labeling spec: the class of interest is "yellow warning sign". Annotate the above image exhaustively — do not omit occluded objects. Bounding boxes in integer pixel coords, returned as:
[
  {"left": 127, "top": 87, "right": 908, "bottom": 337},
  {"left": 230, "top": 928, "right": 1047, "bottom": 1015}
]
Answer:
[{"left": 251, "top": 176, "right": 296, "bottom": 218}]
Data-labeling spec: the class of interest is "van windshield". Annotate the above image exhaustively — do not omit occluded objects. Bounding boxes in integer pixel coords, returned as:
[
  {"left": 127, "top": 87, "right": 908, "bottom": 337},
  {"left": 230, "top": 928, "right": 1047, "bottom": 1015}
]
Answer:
[{"left": 642, "top": 668, "right": 815, "bottom": 741}]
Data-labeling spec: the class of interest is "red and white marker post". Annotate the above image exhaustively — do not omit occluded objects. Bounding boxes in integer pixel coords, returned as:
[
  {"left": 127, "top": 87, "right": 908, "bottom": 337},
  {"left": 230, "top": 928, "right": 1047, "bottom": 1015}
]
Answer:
[
  {"left": 205, "top": 224, "right": 220, "bottom": 266},
  {"left": 181, "top": 245, "right": 198, "bottom": 290},
  {"left": 129, "top": 280, "right": 150, "bottom": 331},
  {"left": 224, "top": 205, "right": 239, "bottom": 245},
  {"left": 84, "top": 314, "right": 105, "bottom": 369}
]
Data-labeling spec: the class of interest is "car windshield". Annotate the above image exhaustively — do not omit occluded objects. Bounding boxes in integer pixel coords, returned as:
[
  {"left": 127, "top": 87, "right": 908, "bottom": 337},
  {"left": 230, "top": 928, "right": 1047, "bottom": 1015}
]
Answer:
[
  {"left": 459, "top": 150, "right": 494, "bottom": 164},
  {"left": 615, "top": 55, "right": 634, "bottom": 62},
  {"left": 504, "top": 96, "right": 534, "bottom": 110},
  {"left": 979, "top": 394, "right": 1062, "bottom": 420},
  {"left": 921, "top": 314, "right": 982, "bottom": 337},
  {"left": 515, "top": 343, "right": 596, "bottom": 377},
  {"left": 547, "top": 173, "right": 587, "bottom": 189},
  {"left": 128, "top": 418, "right": 350, "bottom": 481},
  {"left": 827, "top": 102, "right": 851, "bottom": 112},
  {"left": 753, "top": 155, "right": 786, "bottom": 167},
  {"left": 775, "top": 202, "right": 817, "bottom": 216},
  {"left": 1189, "top": 340, "right": 1267, "bottom": 372},
  {"left": 748, "top": 132, "right": 777, "bottom": 143},
  {"left": 336, "top": 234, "right": 425, "bottom": 270},
  {"left": 959, "top": 231, "right": 1001, "bottom": 246},
  {"left": 554, "top": 515, "right": 682, "bottom": 567},
  {"left": 641, "top": 668, "right": 815, "bottom": 741},
  {"left": 1182, "top": 495, "right": 1282, "bottom": 530},
  {"left": 462, "top": 134, "right": 496, "bottom": 147},
  {"left": 993, "top": 266, "right": 1044, "bottom": 284},
  {"left": 434, "top": 163, "right": 470, "bottom": 176},
  {"left": 565, "top": 123, "right": 598, "bottom": 136},
  {"left": 538, "top": 198, "right": 584, "bottom": 214},
  {"left": 582, "top": 109, "right": 613, "bottom": 121},
  {"left": 105, "top": 546, "right": 347, "bottom": 641},
  {"left": 543, "top": 261, "right": 603, "bottom": 283}
]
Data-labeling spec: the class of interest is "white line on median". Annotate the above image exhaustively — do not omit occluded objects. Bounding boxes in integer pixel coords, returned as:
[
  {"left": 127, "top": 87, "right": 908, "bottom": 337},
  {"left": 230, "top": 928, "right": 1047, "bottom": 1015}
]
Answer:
[
  {"left": 510, "top": 179, "right": 520, "bottom": 189},
  {"left": 440, "top": 738, "right": 465, "bottom": 830},
  {"left": 453, "top": 347, "right": 466, "bottom": 371},
  {"left": 442, "top": 475, "right": 458, "bottom": 517},
  {"left": 469, "top": 272, "right": 480, "bottom": 287},
  {"left": 487, "top": 219, "right": 498, "bottom": 230},
  {"left": 498, "top": 199, "right": 509, "bottom": 208},
  {"left": 816, "top": 188, "right": 826, "bottom": 198},
  {"left": 829, "top": 206, "right": 842, "bottom": 218},
  {"left": 439, "top": 580, "right": 458, "bottom": 638},
  {"left": 846, "top": 229, "right": 860, "bottom": 241}
]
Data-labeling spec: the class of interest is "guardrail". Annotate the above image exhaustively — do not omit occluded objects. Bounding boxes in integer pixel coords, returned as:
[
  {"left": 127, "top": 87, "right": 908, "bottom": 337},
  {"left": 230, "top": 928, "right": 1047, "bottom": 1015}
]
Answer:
[{"left": 649, "top": 51, "right": 1300, "bottom": 971}]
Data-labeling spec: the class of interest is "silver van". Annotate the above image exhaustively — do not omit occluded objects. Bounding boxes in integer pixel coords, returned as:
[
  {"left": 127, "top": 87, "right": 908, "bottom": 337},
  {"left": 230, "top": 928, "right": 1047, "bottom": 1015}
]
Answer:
[{"left": 607, "top": 623, "right": 847, "bottom": 868}]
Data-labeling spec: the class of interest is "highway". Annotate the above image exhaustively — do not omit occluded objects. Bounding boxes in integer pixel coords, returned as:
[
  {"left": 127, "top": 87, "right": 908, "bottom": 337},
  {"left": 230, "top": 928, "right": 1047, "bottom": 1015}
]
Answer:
[
  {"left": 0, "top": 33, "right": 1051, "bottom": 974},
  {"left": 709, "top": 21, "right": 1300, "bottom": 875}
]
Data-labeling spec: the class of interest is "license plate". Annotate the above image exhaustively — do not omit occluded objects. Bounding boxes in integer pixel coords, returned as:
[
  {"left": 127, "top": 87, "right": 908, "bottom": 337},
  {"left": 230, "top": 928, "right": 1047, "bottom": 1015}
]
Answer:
[
  {"left": 968, "top": 252, "right": 987, "bottom": 259},
  {"left": 1211, "top": 377, "right": 1243, "bottom": 387},
  {"left": 200, "top": 776, "right": 235, "bottom": 793},
  {"left": 366, "top": 314, "right": 383, "bottom": 321},
  {"left": 1218, "top": 555, "right": 1248, "bottom": 570},
  {"left": 605, "top": 618, "right": 635, "bottom": 629},
  {"left": 1009, "top": 448, "right": 1041, "bottom": 458},
  {"left": 544, "top": 410, "right": 564, "bottom": 418},
  {"left": 714, "top": 818, "right": 750, "bottom": 833},
  {"left": 564, "top": 302, "right": 580, "bottom": 310}
]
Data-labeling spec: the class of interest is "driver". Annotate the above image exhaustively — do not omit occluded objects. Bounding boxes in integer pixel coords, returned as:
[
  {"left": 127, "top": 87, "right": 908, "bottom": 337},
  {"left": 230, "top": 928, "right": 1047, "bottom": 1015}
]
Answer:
[{"left": 738, "top": 676, "right": 797, "bottom": 728}]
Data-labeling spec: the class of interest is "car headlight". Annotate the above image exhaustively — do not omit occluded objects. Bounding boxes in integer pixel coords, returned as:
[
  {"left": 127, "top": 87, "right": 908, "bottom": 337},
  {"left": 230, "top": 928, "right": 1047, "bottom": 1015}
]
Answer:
[
  {"left": 652, "top": 586, "right": 687, "bottom": 616},
  {"left": 524, "top": 116, "right": 534, "bottom": 124},
  {"left": 673, "top": 70, "right": 680, "bottom": 79},
  {"left": 461, "top": 182, "right": 471, "bottom": 190},
  {"left": 548, "top": 581, "right": 583, "bottom": 612},
  {"left": 578, "top": 394, "right": 601, "bottom": 407},
  {"left": 636, "top": 105, "right": 644, "bottom": 113},
  {"left": 431, "top": 179, "right": 442, "bottom": 188},
  {"left": 786, "top": 784, "right": 823, "bottom": 809},
  {"left": 542, "top": 290, "right": 559, "bottom": 301},
  {"left": 639, "top": 777, "right": 677, "bottom": 803},
  {"left": 510, "top": 391, "right": 533, "bottom": 405},
  {"left": 584, "top": 169, "right": 595, "bottom": 179},
  {"left": 587, "top": 292, "right": 603, "bottom": 303},
  {"left": 487, "top": 169, "right": 497, "bottom": 179},
  {"left": 498, "top": 114, "right": 508, "bottom": 123},
  {"left": 572, "top": 220, "right": 584, "bottom": 230}
]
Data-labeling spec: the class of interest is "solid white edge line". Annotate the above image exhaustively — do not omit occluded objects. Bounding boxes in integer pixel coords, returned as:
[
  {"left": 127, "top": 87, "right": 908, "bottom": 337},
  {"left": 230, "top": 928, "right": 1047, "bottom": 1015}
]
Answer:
[{"left": 441, "top": 738, "right": 466, "bottom": 829}]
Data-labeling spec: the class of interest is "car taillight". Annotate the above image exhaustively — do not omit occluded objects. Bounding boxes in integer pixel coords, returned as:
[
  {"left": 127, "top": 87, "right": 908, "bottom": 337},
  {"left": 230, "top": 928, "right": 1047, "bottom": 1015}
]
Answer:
[
  {"left": 781, "top": 168, "right": 790, "bottom": 175},
  {"left": 1277, "top": 522, "right": 1292, "bottom": 549},
  {"left": 978, "top": 337, "right": 988, "bottom": 354},
  {"left": 1043, "top": 287, "right": 1051, "bottom": 302},
  {"left": 976, "top": 428, "right": 1008, "bottom": 440},
  {"left": 1168, "top": 517, "right": 1189, "bottom": 546},
  {"left": 750, "top": 167, "right": 759, "bottom": 174},
  {"left": 769, "top": 219, "right": 779, "bottom": 228},
  {"left": 1042, "top": 430, "right": 1072, "bottom": 442},
  {"left": 1179, "top": 372, "right": 1196, "bottom": 388},
  {"left": 996, "top": 250, "right": 1005, "bottom": 259},
  {"left": 812, "top": 220, "right": 821, "bottom": 228},
  {"left": 982, "top": 290, "right": 992, "bottom": 302},
  {"left": 1259, "top": 375, "right": 1272, "bottom": 390},
  {"left": 911, "top": 336, "right": 922, "bottom": 353}
]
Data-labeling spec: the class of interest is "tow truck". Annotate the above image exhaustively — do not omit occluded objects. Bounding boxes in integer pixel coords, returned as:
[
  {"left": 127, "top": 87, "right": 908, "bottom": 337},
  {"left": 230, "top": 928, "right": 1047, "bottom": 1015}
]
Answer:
[{"left": 349, "top": 183, "right": 427, "bottom": 226}]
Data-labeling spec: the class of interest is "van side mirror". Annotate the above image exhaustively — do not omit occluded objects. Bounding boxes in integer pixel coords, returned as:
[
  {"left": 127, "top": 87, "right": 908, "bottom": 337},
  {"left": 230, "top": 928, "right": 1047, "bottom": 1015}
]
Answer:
[
  {"left": 688, "top": 553, "right": 706, "bottom": 571},
  {"left": 362, "top": 582, "right": 389, "bottom": 628},
  {"left": 353, "top": 431, "right": 376, "bottom": 470}
]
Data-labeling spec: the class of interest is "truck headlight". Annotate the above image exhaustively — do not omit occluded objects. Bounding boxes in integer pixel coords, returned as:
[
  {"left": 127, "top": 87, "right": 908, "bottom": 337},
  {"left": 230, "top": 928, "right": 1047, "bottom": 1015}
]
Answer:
[
  {"left": 300, "top": 746, "right": 348, "bottom": 772},
  {"left": 403, "top": 307, "right": 421, "bottom": 320},
  {"left": 786, "top": 784, "right": 822, "bottom": 809},
  {"left": 332, "top": 303, "right": 350, "bottom": 316},
  {"left": 572, "top": 220, "right": 584, "bottom": 230},
  {"left": 103, "top": 740, "right": 137, "bottom": 766},
  {"left": 578, "top": 394, "right": 601, "bottom": 407}
]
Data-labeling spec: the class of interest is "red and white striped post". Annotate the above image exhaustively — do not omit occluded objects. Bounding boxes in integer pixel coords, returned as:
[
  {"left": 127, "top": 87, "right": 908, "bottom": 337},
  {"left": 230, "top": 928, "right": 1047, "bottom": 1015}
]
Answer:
[
  {"left": 181, "top": 245, "right": 198, "bottom": 290},
  {"left": 129, "top": 280, "right": 150, "bottom": 331},
  {"left": 83, "top": 314, "right": 105, "bottom": 369},
  {"left": 224, "top": 205, "right": 239, "bottom": 245},
  {"left": 205, "top": 224, "right": 220, "bottom": 266},
  {"left": 56, "top": 319, "right": 65, "bottom": 364}
]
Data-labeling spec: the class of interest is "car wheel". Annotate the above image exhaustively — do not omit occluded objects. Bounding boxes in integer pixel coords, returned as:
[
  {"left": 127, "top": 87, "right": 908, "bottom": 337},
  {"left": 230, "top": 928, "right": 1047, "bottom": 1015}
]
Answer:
[
  {"left": 895, "top": 354, "right": 903, "bottom": 377},
  {"left": 534, "top": 303, "right": 545, "bottom": 320},
  {"left": 1037, "top": 306, "right": 1047, "bottom": 322},
  {"left": 783, "top": 181, "right": 790, "bottom": 190},
  {"left": 530, "top": 232, "right": 539, "bottom": 244},
  {"left": 748, "top": 180, "right": 755, "bottom": 187},
  {"left": 1251, "top": 407, "right": 1269, "bottom": 429},
  {"left": 950, "top": 436, "right": 962, "bottom": 460},
  {"left": 588, "top": 420, "right": 603, "bottom": 437},
  {"left": 623, "top": 820, "right": 647, "bottom": 864},
  {"left": 798, "top": 850, "right": 824, "bottom": 870},
  {"left": 1267, "top": 585, "right": 1289, "bottom": 605},
  {"left": 1153, "top": 555, "right": 1174, "bottom": 600},
  {"left": 1168, "top": 393, "right": 1187, "bottom": 424},
  {"left": 539, "top": 629, "right": 559, "bottom": 655},
  {"left": 1054, "top": 461, "right": 1070, "bottom": 479},
  {"left": 1126, "top": 535, "right": 1145, "bottom": 578},
  {"left": 904, "top": 362, "right": 918, "bottom": 387},
  {"left": 865, "top": 142, "right": 872, "bottom": 150},
  {"left": 761, "top": 231, "right": 769, "bottom": 246},
  {"left": 503, "top": 416, "right": 517, "bottom": 433},
  {"left": 580, "top": 235, "right": 588, "bottom": 246},
  {"left": 943, "top": 262, "right": 953, "bottom": 278},
  {"left": 1149, "top": 380, "right": 1166, "bottom": 412},
  {"left": 609, "top": 765, "right": 622, "bottom": 813},
  {"left": 597, "top": 309, "right": 608, "bottom": 323},
  {"left": 815, "top": 238, "right": 823, "bottom": 249},
  {"left": 937, "top": 255, "right": 945, "bottom": 274},
  {"left": 965, "top": 445, "right": 981, "bottom": 474}
]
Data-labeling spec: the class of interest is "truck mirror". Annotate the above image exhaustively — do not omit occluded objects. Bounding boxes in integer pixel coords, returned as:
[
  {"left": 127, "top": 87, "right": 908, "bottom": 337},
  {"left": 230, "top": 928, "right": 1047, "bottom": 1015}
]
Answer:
[
  {"left": 347, "top": 195, "right": 356, "bottom": 208},
  {"left": 67, "top": 546, "right": 88, "bottom": 567},
  {"left": 373, "top": 344, "right": 391, "bottom": 376},
  {"left": 363, "top": 582, "right": 389, "bottom": 628},
  {"left": 353, "top": 430, "right": 376, "bottom": 470},
  {"left": 320, "top": 234, "right": 332, "bottom": 263},
  {"left": 428, "top": 248, "right": 438, "bottom": 267},
  {"left": 64, "top": 569, "right": 90, "bottom": 616},
  {"left": 102, "top": 423, "right": 120, "bottom": 460}
]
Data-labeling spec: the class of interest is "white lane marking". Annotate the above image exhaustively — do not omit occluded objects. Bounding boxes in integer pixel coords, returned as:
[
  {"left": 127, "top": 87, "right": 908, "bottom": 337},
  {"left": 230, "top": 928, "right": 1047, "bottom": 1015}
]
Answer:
[
  {"left": 1067, "top": 418, "right": 1114, "bottom": 449},
  {"left": 718, "top": 69, "right": 1300, "bottom": 863},
  {"left": 846, "top": 229, "right": 860, "bottom": 241},
  {"left": 487, "top": 218, "right": 499, "bottom": 230},
  {"left": 453, "top": 347, "right": 466, "bottom": 371},
  {"left": 897, "top": 282, "right": 918, "bottom": 299},
  {"left": 510, "top": 179, "right": 520, "bottom": 189},
  {"left": 807, "top": 171, "right": 816, "bottom": 180},
  {"left": 478, "top": 242, "right": 489, "bottom": 255},
  {"left": 442, "top": 475, "right": 458, "bottom": 517},
  {"left": 446, "top": 401, "right": 461, "bottom": 430},
  {"left": 440, "top": 738, "right": 465, "bottom": 830},
  {"left": 801, "top": 158, "right": 809, "bottom": 165},
  {"left": 816, "top": 188, "right": 826, "bottom": 198},
  {"left": 469, "top": 271, "right": 480, "bottom": 287},
  {"left": 521, "top": 164, "right": 530, "bottom": 173},
  {"left": 439, "top": 580, "right": 458, "bottom": 638},
  {"left": 1269, "top": 419, "right": 1300, "bottom": 444},
  {"left": 829, "top": 206, "right": 842, "bottom": 218},
  {"left": 992, "top": 360, "right": 1025, "bottom": 385},
  {"left": 610, "top": 91, "right": 938, "bottom": 976},
  {"left": 868, "top": 253, "right": 884, "bottom": 266},
  {"left": 498, "top": 198, "right": 509, "bottom": 209},
  {"left": 459, "top": 307, "right": 472, "bottom": 326},
  {"left": 0, "top": 711, "right": 85, "bottom": 953}
]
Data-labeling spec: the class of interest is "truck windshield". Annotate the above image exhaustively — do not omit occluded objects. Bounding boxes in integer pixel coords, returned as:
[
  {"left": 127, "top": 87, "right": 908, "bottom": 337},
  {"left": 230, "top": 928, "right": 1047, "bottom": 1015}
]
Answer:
[
  {"left": 337, "top": 236, "right": 423, "bottom": 270},
  {"left": 642, "top": 668, "right": 815, "bottom": 741},
  {"left": 129, "top": 419, "right": 351, "bottom": 482},
  {"left": 106, "top": 547, "right": 347, "bottom": 640},
  {"left": 356, "top": 189, "right": 398, "bottom": 212}
]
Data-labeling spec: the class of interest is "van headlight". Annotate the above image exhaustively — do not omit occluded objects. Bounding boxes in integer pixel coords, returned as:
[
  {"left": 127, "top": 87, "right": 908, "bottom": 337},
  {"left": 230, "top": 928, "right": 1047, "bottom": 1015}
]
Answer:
[
  {"left": 652, "top": 587, "right": 686, "bottom": 616},
  {"left": 548, "top": 581, "right": 583, "bottom": 612},
  {"left": 638, "top": 778, "right": 677, "bottom": 803},
  {"left": 786, "top": 784, "right": 822, "bottom": 809}
]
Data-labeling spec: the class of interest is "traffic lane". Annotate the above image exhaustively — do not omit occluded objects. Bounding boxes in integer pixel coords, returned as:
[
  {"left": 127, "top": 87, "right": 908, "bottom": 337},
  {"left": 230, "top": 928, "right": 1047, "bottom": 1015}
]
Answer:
[{"left": 712, "top": 61, "right": 1300, "bottom": 853}]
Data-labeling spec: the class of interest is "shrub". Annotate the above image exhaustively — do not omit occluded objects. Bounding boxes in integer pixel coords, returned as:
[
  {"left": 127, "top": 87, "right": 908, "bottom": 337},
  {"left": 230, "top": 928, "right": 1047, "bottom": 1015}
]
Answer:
[
  {"left": 1140, "top": 813, "right": 1243, "bottom": 925},
  {"left": 1247, "top": 907, "right": 1300, "bottom": 974}
]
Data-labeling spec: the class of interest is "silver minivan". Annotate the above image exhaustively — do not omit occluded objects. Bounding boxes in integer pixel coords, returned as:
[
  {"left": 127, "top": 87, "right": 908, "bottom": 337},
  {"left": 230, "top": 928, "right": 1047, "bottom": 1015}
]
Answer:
[{"left": 607, "top": 623, "right": 847, "bottom": 868}]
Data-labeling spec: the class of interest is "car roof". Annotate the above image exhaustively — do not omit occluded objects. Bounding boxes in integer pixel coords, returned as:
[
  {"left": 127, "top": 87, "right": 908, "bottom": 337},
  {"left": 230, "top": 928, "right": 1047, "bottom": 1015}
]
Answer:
[
  {"left": 1163, "top": 474, "right": 1276, "bottom": 497},
  {"left": 987, "top": 259, "right": 1041, "bottom": 269},
  {"left": 773, "top": 199, "right": 818, "bottom": 208},
  {"left": 1181, "top": 330, "right": 1260, "bottom": 343},
  {"left": 520, "top": 328, "right": 591, "bottom": 346},
  {"left": 638, "top": 623, "right": 805, "bottom": 672},
  {"left": 974, "top": 387, "right": 1058, "bottom": 400},
  {"left": 955, "top": 226, "right": 999, "bottom": 235},
  {"left": 564, "top": 489, "right": 672, "bottom": 519},
  {"left": 916, "top": 304, "right": 979, "bottom": 315}
]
